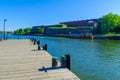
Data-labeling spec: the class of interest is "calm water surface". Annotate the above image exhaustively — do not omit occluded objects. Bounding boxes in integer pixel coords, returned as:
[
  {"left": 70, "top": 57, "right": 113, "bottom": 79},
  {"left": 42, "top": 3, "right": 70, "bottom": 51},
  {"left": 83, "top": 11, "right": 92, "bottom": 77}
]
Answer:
[{"left": 5, "top": 34, "right": 120, "bottom": 80}]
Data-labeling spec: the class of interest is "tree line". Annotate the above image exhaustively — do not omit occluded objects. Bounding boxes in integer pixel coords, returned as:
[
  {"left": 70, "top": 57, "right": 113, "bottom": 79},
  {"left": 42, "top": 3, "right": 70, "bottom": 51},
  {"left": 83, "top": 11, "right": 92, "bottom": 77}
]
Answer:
[
  {"left": 14, "top": 27, "right": 44, "bottom": 35},
  {"left": 14, "top": 28, "right": 32, "bottom": 35}
]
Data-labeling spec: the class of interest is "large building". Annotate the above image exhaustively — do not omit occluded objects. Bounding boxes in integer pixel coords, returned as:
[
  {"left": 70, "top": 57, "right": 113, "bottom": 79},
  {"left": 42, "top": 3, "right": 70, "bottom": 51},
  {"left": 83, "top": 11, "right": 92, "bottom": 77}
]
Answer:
[
  {"left": 60, "top": 19, "right": 98, "bottom": 27},
  {"left": 31, "top": 19, "right": 99, "bottom": 37},
  {"left": 44, "top": 26, "right": 93, "bottom": 35}
]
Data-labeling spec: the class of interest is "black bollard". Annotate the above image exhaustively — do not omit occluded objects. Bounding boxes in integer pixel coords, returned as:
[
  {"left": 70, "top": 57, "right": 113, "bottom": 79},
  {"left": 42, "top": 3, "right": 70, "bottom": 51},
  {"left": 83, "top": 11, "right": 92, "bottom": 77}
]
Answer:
[
  {"left": 44, "top": 44, "right": 47, "bottom": 51},
  {"left": 38, "top": 45, "right": 41, "bottom": 50},
  {"left": 42, "top": 45, "right": 44, "bottom": 50},
  {"left": 65, "top": 54, "right": 71, "bottom": 70},
  {"left": 61, "top": 56, "right": 67, "bottom": 68},
  {"left": 30, "top": 38, "right": 33, "bottom": 42},
  {"left": 33, "top": 42, "right": 36, "bottom": 45},
  {"left": 32, "top": 38, "right": 34, "bottom": 42},
  {"left": 37, "top": 41, "right": 40, "bottom": 45},
  {"left": 33, "top": 39, "right": 36, "bottom": 45},
  {"left": 52, "top": 57, "right": 58, "bottom": 68},
  {"left": 43, "top": 44, "right": 47, "bottom": 51}
]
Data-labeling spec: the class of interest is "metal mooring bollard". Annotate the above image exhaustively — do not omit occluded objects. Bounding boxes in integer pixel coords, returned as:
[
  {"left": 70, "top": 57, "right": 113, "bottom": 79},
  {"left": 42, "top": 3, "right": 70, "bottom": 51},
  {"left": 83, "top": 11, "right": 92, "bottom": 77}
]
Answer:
[
  {"left": 61, "top": 55, "right": 67, "bottom": 68},
  {"left": 33, "top": 42, "right": 36, "bottom": 45},
  {"left": 38, "top": 45, "right": 41, "bottom": 50},
  {"left": 30, "top": 38, "right": 33, "bottom": 42},
  {"left": 65, "top": 54, "right": 71, "bottom": 70},
  {"left": 44, "top": 44, "right": 47, "bottom": 51},
  {"left": 33, "top": 39, "right": 36, "bottom": 45},
  {"left": 37, "top": 41, "right": 40, "bottom": 45},
  {"left": 32, "top": 38, "right": 34, "bottom": 42},
  {"left": 42, "top": 44, "right": 47, "bottom": 51},
  {"left": 52, "top": 57, "right": 58, "bottom": 68}
]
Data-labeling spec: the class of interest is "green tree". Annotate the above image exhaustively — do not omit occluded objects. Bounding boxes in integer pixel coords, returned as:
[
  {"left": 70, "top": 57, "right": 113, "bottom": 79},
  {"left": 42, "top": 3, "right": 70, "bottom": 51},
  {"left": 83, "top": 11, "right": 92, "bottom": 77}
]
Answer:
[
  {"left": 14, "top": 29, "right": 19, "bottom": 34},
  {"left": 24, "top": 28, "right": 31, "bottom": 34},
  {"left": 14, "top": 28, "right": 31, "bottom": 35},
  {"left": 18, "top": 28, "right": 25, "bottom": 34},
  {"left": 99, "top": 13, "right": 120, "bottom": 33},
  {"left": 37, "top": 27, "right": 44, "bottom": 34}
]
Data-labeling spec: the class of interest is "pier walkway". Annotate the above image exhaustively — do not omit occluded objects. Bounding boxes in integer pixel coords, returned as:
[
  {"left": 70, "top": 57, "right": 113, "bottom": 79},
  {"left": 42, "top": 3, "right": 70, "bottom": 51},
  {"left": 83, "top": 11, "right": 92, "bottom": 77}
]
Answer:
[{"left": 0, "top": 40, "right": 80, "bottom": 80}]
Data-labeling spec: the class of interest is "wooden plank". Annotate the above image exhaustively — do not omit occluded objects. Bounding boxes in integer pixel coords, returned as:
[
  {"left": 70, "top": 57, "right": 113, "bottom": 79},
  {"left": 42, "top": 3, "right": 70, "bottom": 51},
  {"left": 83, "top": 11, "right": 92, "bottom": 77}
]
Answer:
[{"left": 0, "top": 40, "right": 80, "bottom": 80}]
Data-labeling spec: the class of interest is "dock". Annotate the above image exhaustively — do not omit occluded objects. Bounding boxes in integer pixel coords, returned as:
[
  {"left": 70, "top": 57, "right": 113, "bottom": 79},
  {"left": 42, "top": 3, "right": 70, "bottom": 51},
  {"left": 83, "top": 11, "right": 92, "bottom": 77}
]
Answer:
[{"left": 0, "top": 40, "right": 80, "bottom": 80}]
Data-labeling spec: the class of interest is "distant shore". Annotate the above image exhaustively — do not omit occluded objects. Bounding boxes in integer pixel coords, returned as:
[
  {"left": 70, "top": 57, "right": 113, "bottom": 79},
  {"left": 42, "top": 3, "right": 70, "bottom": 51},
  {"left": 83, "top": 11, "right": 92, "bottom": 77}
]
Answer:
[
  {"left": 94, "top": 35, "right": 120, "bottom": 40},
  {"left": 14, "top": 34, "right": 120, "bottom": 40}
]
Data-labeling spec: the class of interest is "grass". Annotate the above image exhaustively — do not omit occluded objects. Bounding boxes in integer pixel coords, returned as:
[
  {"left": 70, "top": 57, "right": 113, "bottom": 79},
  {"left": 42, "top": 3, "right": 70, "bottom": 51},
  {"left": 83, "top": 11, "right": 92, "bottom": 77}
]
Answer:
[
  {"left": 77, "top": 26, "right": 93, "bottom": 29},
  {"left": 47, "top": 26, "right": 93, "bottom": 30},
  {"left": 105, "top": 32, "right": 119, "bottom": 36},
  {"left": 48, "top": 27, "right": 78, "bottom": 30}
]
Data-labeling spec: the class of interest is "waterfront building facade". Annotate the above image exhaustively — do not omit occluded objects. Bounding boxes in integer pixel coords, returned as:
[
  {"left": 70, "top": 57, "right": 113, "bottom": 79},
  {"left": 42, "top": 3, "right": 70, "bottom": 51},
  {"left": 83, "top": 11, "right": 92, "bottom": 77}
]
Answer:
[{"left": 31, "top": 19, "right": 98, "bottom": 37}]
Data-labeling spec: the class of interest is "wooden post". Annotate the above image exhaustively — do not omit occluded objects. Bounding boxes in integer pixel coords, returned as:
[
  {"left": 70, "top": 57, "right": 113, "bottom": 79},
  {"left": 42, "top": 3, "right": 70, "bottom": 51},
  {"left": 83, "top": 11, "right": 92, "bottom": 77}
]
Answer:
[{"left": 65, "top": 54, "right": 71, "bottom": 70}]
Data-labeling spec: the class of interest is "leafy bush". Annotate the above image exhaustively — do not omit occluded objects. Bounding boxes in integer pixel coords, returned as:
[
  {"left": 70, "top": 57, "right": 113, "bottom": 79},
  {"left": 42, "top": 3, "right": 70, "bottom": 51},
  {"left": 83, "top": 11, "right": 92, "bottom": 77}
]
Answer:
[{"left": 37, "top": 27, "right": 44, "bottom": 34}]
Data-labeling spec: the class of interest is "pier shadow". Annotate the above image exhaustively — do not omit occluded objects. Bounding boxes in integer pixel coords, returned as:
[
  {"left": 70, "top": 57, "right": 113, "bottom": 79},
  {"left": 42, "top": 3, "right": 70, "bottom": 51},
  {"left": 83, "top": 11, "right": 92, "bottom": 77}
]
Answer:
[
  {"left": 38, "top": 66, "right": 62, "bottom": 72},
  {"left": 32, "top": 49, "right": 38, "bottom": 51},
  {"left": 29, "top": 44, "right": 34, "bottom": 45}
]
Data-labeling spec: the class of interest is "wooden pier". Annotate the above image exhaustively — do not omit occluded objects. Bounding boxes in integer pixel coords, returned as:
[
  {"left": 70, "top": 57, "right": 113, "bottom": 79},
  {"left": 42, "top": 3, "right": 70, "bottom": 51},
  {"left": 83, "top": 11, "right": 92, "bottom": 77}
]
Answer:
[{"left": 0, "top": 40, "right": 80, "bottom": 80}]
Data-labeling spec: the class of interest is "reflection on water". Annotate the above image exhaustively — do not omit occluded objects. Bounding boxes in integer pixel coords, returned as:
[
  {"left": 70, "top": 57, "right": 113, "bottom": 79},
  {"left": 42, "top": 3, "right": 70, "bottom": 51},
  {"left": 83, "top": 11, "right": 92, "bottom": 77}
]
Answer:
[{"left": 7, "top": 34, "right": 120, "bottom": 80}]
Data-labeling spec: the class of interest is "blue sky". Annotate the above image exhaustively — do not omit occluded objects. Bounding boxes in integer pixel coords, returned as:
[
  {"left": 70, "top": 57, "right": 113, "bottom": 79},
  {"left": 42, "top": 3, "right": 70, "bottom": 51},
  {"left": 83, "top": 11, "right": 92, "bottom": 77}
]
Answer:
[{"left": 0, "top": 0, "right": 120, "bottom": 31}]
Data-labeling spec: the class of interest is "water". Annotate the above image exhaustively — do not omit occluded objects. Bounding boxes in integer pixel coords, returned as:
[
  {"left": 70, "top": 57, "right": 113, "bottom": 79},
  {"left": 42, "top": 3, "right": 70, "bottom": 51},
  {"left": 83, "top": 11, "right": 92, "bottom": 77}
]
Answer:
[{"left": 3, "top": 34, "right": 120, "bottom": 80}]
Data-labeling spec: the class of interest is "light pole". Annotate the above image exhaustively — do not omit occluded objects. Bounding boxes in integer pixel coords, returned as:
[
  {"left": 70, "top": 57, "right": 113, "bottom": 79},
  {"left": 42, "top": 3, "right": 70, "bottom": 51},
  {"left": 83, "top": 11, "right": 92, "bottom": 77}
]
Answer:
[{"left": 3, "top": 19, "right": 7, "bottom": 40}]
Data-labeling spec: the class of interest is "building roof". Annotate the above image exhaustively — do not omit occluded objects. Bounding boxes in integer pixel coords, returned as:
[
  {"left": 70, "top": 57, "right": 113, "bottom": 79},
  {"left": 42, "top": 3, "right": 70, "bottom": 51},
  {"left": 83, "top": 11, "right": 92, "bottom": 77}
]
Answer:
[{"left": 60, "top": 19, "right": 98, "bottom": 27}]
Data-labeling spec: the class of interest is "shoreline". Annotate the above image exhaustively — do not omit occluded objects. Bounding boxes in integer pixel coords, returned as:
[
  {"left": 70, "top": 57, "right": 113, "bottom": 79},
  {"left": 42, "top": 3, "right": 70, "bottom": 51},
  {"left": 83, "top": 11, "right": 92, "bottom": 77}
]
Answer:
[
  {"left": 93, "top": 35, "right": 120, "bottom": 40},
  {"left": 14, "top": 34, "right": 120, "bottom": 40}
]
